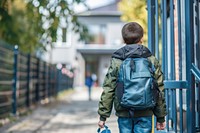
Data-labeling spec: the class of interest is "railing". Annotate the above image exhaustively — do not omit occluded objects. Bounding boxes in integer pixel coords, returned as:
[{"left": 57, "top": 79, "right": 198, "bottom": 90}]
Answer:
[
  {"left": 147, "top": 0, "right": 200, "bottom": 133},
  {"left": 191, "top": 64, "right": 200, "bottom": 81},
  {"left": 0, "top": 42, "right": 74, "bottom": 118},
  {"left": 191, "top": 64, "right": 200, "bottom": 132}
]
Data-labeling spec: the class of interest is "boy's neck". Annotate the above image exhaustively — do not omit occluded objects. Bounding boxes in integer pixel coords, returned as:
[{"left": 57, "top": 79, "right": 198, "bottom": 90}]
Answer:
[
  {"left": 136, "top": 43, "right": 142, "bottom": 45},
  {"left": 136, "top": 40, "right": 143, "bottom": 44},
  {"left": 126, "top": 43, "right": 142, "bottom": 45}
]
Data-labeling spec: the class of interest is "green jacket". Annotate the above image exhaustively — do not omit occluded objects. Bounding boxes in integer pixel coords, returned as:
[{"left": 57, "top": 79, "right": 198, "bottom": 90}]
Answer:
[{"left": 98, "top": 44, "right": 167, "bottom": 123}]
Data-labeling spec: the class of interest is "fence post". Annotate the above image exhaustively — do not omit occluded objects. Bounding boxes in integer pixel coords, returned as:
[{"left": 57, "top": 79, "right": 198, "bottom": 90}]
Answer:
[
  {"left": 26, "top": 54, "right": 31, "bottom": 107},
  {"left": 35, "top": 58, "right": 40, "bottom": 102},
  {"left": 46, "top": 63, "right": 49, "bottom": 98},
  {"left": 56, "top": 69, "right": 61, "bottom": 93},
  {"left": 48, "top": 65, "right": 51, "bottom": 97},
  {"left": 185, "top": 0, "right": 195, "bottom": 132},
  {"left": 147, "top": 0, "right": 155, "bottom": 54},
  {"left": 53, "top": 67, "right": 58, "bottom": 96},
  {"left": 71, "top": 77, "right": 74, "bottom": 89},
  {"left": 12, "top": 45, "right": 18, "bottom": 115},
  {"left": 43, "top": 62, "right": 47, "bottom": 99}
]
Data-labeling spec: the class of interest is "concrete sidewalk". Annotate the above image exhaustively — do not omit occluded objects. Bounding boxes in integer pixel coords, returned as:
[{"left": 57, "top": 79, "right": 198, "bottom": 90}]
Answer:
[{"left": 0, "top": 88, "right": 118, "bottom": 133}]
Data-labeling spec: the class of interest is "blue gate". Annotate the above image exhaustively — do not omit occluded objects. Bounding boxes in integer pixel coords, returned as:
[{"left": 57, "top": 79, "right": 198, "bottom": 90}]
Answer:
[{"left": 147, "top": 0, "right": 200, "bottom": 132}]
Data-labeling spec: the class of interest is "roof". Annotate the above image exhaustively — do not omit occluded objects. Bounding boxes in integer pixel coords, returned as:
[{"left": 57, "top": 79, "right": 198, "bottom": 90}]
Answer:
[
  {"left": 77, "top": 0, "right": 121, "bottom": 17},
  {"left": 77, "top": 44, "right": 124, "bottom": 54}
]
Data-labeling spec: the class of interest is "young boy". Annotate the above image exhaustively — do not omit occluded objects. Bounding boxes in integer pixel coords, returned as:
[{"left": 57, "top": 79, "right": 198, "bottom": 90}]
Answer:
[{"left": 97, "top": 22, "right": 167, "bottom": 133}]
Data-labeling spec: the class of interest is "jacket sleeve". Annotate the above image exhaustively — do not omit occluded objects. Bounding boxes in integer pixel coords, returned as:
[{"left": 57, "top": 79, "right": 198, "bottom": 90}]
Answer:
[
  {"left": 98, "top": 58, "right": 118, "bottom": 121},
  {"left": 150, "top": 56, "right": 167, "bottom": 123}
]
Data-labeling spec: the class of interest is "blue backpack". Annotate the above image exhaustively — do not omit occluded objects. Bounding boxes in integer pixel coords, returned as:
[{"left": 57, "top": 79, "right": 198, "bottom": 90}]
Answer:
[{"left": 116, "top": 58, "right": 160, "bottom": 111}]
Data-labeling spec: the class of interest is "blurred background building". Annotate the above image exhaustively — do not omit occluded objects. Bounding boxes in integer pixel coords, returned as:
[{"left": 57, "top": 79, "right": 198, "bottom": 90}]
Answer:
[{"left": 43, "top": 0, "right": 124, "bottom": 87}]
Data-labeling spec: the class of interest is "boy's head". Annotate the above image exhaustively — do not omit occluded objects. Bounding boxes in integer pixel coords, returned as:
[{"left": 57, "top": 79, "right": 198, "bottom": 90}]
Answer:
[{"left": 121, "top": 22, "right": 144, "bottom": 44}]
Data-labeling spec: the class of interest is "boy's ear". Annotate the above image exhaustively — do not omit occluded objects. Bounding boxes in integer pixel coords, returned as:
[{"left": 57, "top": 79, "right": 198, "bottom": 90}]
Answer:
[{"left": 139, "top": 37, "right": 144, "bottom": 43}]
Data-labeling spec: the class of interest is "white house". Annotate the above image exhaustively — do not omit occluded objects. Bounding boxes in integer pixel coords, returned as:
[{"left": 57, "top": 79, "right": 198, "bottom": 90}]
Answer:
[
  {"left": 76, "top": 0, "right": 124, "bottom": 86},
  {"left": 43, "top": 0, "right": 124, "bottom": 87}
]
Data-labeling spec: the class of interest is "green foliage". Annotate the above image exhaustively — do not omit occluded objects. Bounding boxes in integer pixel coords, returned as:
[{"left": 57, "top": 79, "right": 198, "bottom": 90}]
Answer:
[
  {"left": 118, "top": 0, "right": 148, "bottom": 44},
  {"left": 0, "top": 0, "right": 88, "bottom": 53}
]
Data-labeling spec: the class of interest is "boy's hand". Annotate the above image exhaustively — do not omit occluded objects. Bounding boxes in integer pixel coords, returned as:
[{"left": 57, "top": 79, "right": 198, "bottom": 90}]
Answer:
[
  {"left": 98, "top": 120, "right": 105, "bottom": 128},
  {"left": 156, "top": 122, "right": 166, "bottom": 130}
]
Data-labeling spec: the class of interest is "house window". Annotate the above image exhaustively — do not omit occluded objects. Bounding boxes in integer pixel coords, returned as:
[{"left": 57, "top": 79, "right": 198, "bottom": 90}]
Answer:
[
  {"left": 86, "top": 24, "right": 106, "bottom": 44},
  {"left": 55, "top": 27, "right": 72, "bottom": 47}
]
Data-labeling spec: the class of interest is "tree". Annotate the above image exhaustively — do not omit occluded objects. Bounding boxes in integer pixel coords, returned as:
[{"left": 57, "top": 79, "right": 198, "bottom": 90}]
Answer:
[
  {"left": 118, "top": 0, "right": 147, "bottom": 43},
  {"left": 0, "top": 0, "right": 88, "bottom": 53}
]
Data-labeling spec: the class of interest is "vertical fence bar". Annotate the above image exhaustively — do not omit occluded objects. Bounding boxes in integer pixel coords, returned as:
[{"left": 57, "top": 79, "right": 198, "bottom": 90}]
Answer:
[
  {"left": 177, "top": 0, "right": 183, "bottom": 132},
  {"left": 161, "top": 0, "right": 169, "bottom": 131},
  {"left": 35, "top": 58, "right": 40, "bottom": 102},
  {"left": 197, "top": 1, "right": 200, "bottom": 131},
  {"left": 47, "top": 64, "right": 50, "bottom": 97},
  {"left": 195, "top": 0, "right": 200, "bottom": 130},
  {"left": 56, "top": 69, "right": 61, "bottom": 93},
  {"left": 46, "top": 63, "right": 48, "bottom": 98},
  {"left": 51, "top": 66, "right": 53, "bottom": 97},
  {"left": 170, "top": 0, "right": 175, "bottom": 78},
  {"left": 43, "top": 62, "right": 47, "bottom": 99},
  {"left": 195, "top": 0, "right": 200, "bottom": 66},
  {"left": 155, "top": 0, "right": 159, "bottom": 59},
  {"left": 48, "top": 65, "right": 51, "bottom": 97},
  {"left": 26, "top": 54, "right": 31, "bottom": 107},
  {"left": 161, "top": 0, "right": 167, "bottom": 78},
  {"left": 12, "top": 45, "right": 18, "bottom": 115},
  {"left": 198, "top": 82, "right": 200, "bottom": 131},
  {"left": 47, "top": 64, "right": 49, "bottom": 98},
  {"left": 170, "top": 0, "right": 177, "bottom": 131},
  {"left": 54, "top": 67, "right": 57, "bottom": 95},
  {"left": 46, "top": 63, "right": 49, "bottom": 97},
  {"left": 185, "top": 0, "right": 195, "bottom": 132},
  {"left": 147, "top": 0, "right": 156, "bottom": 54}
]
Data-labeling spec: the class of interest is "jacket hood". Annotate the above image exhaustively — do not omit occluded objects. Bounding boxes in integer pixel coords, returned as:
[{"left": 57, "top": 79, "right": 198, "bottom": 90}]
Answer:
[{"left": 112, "top": 44, "right": 152, "bottom": 60}]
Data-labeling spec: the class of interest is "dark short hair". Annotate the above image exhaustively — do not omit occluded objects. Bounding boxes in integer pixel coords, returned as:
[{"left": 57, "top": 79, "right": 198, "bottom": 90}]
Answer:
[{"left": 121, "top": 22, "right": 144, "bottom": 44}]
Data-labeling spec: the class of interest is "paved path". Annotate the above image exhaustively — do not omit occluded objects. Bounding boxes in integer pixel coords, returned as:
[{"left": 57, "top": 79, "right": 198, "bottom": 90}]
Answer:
[{"left": 0, "top": 88, "right": 118, "bottom": 133}]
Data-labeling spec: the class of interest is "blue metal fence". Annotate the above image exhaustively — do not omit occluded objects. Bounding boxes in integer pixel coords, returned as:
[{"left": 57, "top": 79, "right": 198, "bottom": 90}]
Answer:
[
  {"left": 147, "top": 0, "right": 200, "bottom": 132},
  {"left": 0, "top": 42, "right": 74, "bottom": 118}
]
